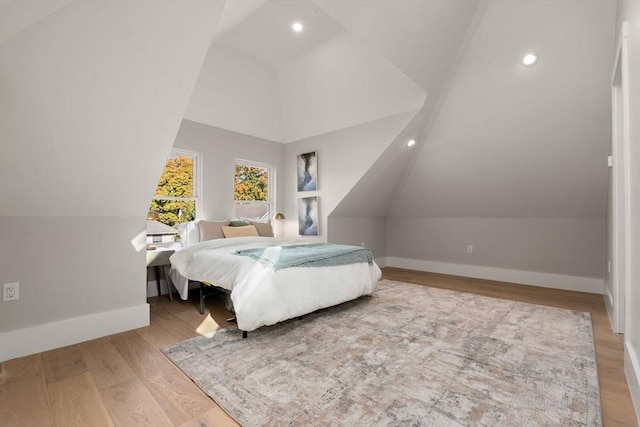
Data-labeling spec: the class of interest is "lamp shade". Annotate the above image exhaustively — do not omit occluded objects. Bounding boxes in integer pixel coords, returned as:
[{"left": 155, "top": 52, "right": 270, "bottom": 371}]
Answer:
[{"left": 272, "top": 212, "right": 285, "bottom": 238}]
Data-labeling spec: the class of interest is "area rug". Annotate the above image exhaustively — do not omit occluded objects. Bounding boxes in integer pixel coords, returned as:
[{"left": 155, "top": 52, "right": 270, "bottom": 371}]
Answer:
[{"left": 162, "top": 280, "right": 602, "bottom": 426}]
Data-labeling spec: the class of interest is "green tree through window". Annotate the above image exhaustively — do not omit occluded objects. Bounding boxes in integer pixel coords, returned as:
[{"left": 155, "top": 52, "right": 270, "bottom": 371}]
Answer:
[
  {"left": 234, "top": 161, "right": 273, "bottom": 220},
  {"left": 150, "top": 151, "right": 198, "bottom": 227},
  {"left": 234, "top": 164, "right": 268, "bottom": 201}
]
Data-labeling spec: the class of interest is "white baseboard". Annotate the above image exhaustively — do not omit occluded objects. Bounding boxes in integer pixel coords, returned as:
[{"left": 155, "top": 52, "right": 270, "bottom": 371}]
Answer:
[
  {"left": 385, "top": 257, "right": 604, "bottom": 294},
  {"left": 374, "top": 257, "right": 388, "bottom": 268},
  {"left": 0, "top": 304, "right": 149, "bottom": 362},
  {"left": 625, "top": 342, "right": 640, "bottom": 424}
]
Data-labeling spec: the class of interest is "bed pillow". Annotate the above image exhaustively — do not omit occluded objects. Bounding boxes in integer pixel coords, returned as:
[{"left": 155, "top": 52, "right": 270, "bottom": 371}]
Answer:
[
  {"left": 250, "top": 220, "right": 274, "bottom": 237},
  {"left": 198, "top": 220, "right": 230, "bottom": 241},
  {"left": 230, "top": 219, "right": 251, "bottom": 227},
  {"left": 177, "top": 221, "right": 200, "bottom": 246},
  {"left": 221, "top": 225, "right": 259, "bottom": 238}
]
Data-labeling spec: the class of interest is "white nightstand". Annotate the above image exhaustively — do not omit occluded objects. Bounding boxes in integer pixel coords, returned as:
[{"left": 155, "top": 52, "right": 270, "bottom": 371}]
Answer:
[{"left": 146, "top": 248, "right": 175, "bottom": 301}]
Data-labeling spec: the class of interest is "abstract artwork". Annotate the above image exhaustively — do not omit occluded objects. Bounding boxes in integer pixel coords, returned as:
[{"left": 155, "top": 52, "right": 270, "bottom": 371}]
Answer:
[
  {"left": 298, "top": 196, "right": 319, "bottom": 235},
  {"left": 297, "top": 151, "right": 317, "bottom": 191}
]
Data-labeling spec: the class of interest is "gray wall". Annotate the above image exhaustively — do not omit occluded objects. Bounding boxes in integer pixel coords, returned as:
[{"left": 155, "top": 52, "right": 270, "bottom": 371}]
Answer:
[
  {"left": 0, "top": 217, "right": 146, "bottom": 331},
  {"left": 173, "top": 120, "right": 284, "bottom": 221},
  {"left": 282, "top": 111, "right": 417, "bottom": 241},
  {"left": 327, "top": 217, "right": 387, "bottom": 260},
  {"left": 379, "top": 2, "right": 613, "bottom": 295},
  {"left": 0, "top": 1, "right": 222, "bottom": 360},
  {"left": 387, "top": 218, "right": 606, "bottom": 279}
]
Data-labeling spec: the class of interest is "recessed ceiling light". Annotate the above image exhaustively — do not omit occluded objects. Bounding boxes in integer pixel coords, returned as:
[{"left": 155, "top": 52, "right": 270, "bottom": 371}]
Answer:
[
  {"left": 407, "top": 139, "right": 416, "bottom": 147},
  {"left": 292, "top": 22, "right": 303, "bottom": 32},
  {"left": 522, "top": 52, "right": 537, "bottom": 66}
]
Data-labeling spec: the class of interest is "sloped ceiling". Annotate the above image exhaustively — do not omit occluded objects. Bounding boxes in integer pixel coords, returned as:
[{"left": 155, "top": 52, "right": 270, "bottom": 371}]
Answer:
[
  {"left": 311, "top": 0, "right": 481, "bottom": 119},
  {"left": 184, "top": 0, "right": 437, "bottom": 143},
  {"left": 0, "top": 0, "right": 73, "bottom": 44},
  {"left": 331, "top": 105, "right": 431, "bottom": 217},
  {"left": 0, "top": 0, "right": 224, "bottom": 217},
  {"left": 185, "top": 0, "right": 615, "bottom": 222},
  {"left": 2, "top": 0, "right": 614, "bottom": 222},
  {"left": 388, "top": 0, "right": 616, "bottom": 219}
]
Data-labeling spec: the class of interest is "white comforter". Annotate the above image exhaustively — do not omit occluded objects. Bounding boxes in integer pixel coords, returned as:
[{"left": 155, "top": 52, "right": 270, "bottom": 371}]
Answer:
[{"left": 170, "top": 237, "right": 382, "bottom": 332}]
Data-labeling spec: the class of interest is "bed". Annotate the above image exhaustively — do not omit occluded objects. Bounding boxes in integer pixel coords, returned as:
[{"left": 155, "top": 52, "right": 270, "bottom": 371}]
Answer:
[{"left": 169, "top": 222, "right": 381, "bottom": 334}]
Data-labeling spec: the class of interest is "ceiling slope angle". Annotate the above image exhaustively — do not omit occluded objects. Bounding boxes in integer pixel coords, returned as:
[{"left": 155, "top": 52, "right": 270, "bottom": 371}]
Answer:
[
  {"left": 388, "top": 0, "right": 617, "bottom": 219},
  {"left": 310, "top": 0, "right": 480, "bottom": 92},
  {"left": 211, "top": 0, "right": 269, "bottom": 43},
  {"left": 330, "top": 105, "right": 430, "bottom": 218},
  {"left": 278, "top": 29, "right": 427, "bottom": 143},
  {"left": 183, "top": 42, "right": 286, "bottom": 143},
  {"left": 184, "top": 0, "right": 427, "bottom": 143},
  {"left": 311, "top": 0, "right": 481, "bottom": 116},
  {"left": 1, "top": 0, "right": 225, "bottom": 217},
  {"left": 0, "top": 0, "right": 74, "bottom": 44}
]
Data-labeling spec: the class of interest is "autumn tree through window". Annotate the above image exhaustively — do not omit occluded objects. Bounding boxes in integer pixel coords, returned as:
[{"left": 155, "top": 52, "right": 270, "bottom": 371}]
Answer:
[
  {"left": 150, "top": 149, "right": 200, "bottom": 227},
  {"left": 234, "top": 160, "right": 273, "bottom": 220}
]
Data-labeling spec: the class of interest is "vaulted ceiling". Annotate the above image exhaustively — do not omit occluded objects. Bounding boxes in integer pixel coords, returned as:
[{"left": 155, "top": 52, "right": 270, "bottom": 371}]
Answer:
[
  {"left": 387, "top": 0, "right": 616, "bottom": 219},
  {"left": 185, "top": 0, "right": 616, "bottom": 220},
  {"left": 185, "top": 0, "right": 439, "bottom": 143},
  {"left": 1, "top": 0, "right": 617, "bottom": 221}
]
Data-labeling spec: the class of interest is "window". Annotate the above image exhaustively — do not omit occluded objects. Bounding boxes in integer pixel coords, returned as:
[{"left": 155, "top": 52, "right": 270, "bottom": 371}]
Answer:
[
  {"left": 150, "top": 149, "right": 201, "bottom": 227},
  {"left": 234, "top": 160, "right": 274, "bottom": 220}
]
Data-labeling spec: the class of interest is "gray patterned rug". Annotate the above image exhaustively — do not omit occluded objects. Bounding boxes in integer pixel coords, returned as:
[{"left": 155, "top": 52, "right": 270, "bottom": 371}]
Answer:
[{"left": 162, "top": 280, "right": 602, "bottom": 426}]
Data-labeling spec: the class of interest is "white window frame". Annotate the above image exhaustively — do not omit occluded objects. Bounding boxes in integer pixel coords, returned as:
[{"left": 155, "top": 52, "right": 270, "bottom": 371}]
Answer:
[
  {"left": 153, "top": 148, "right": 202, "bottom": 221},
  {"left": 234, "top": 158, "right": 275, "bottom": 220}
]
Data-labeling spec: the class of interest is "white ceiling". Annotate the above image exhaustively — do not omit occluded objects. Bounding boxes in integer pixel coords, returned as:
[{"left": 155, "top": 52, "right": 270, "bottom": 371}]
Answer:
[
  {"left": 220, "top": 0, "right": 344, "bottom": 68},
  {"left": 1, "top": 0, "right": 617, "bottom": 220},
  {"left": 185, "top": 0, "right": 432, "bottom": 143},
  {"left": 387, "top": 0, "right": 616, "bottom": 218},
  {"left": 311, "top": 0, "right": 480, "bottom": 97},
  {"left": 325, "top": 0, "right": 616, "bottom": 219},
  {"left": 0, "top": 0, "right": 73, "bottom": 44}
]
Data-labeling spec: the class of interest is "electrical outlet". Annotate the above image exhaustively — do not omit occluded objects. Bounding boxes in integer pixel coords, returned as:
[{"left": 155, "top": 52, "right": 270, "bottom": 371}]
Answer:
[
  {"left": 467, "top": 245, "right": 473, "bottom": 254},
  {"left": 3, "top": 282, "right": 19, "bottom": 302}
]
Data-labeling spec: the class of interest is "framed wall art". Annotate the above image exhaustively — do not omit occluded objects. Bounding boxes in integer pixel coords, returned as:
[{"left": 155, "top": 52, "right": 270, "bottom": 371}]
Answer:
[
  {"left": 298, "top": 196, "right": 319, "bottom": 235},
  {"left": 297, "top": 151, "right": 317, "bottom": 191}
]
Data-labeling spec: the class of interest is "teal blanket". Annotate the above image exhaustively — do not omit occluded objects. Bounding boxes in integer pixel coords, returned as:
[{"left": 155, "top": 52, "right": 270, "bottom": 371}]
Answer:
[{"left": 235, "top": 243, "right": 373, "bottom": 270}]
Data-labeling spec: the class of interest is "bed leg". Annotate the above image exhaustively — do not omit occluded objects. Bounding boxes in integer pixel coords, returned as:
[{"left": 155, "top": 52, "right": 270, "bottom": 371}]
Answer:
[
  {"left": 242, "top": 331, "right": 248, "bottom": 339},
  {"left": 199, "top": 282, "right": 205, "bottom": 315}
]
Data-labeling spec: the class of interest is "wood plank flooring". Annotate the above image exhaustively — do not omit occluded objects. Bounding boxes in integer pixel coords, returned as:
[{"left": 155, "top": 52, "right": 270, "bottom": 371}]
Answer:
[{"left": 0, "top": 268, "right": 637, "bottom": 426}]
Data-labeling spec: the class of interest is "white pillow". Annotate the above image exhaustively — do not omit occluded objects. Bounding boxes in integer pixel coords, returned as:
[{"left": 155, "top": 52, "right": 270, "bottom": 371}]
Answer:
[{"left": 177, "top": 221, "right": 200, "bottom": 246}]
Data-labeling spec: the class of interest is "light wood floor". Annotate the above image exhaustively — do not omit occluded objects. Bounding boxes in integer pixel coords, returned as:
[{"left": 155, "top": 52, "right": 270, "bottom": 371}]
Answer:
[{"left": 0, "top": 268, "right": 637, "bottom": 426}]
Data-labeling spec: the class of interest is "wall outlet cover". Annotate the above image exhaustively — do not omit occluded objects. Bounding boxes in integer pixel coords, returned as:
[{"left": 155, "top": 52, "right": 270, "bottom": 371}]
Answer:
[{"left": 3, "top": 282, "right": 19, "bottom": 302}]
